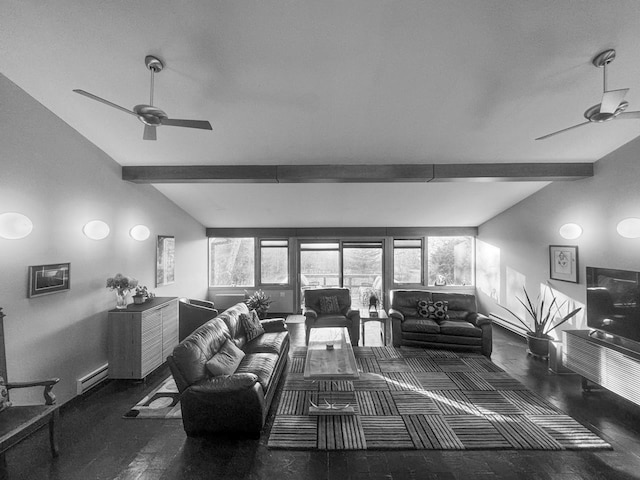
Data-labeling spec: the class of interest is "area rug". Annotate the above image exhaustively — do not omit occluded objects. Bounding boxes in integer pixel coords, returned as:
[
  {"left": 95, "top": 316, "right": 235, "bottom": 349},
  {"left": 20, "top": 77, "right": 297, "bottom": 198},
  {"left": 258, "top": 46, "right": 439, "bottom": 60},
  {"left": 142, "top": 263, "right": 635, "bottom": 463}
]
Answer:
[
  {"left": 123, "top": 377, "right": 181, "bottom": 419},
  {"left": 267, "top": 346, "right": 612, "bottom": 451}
]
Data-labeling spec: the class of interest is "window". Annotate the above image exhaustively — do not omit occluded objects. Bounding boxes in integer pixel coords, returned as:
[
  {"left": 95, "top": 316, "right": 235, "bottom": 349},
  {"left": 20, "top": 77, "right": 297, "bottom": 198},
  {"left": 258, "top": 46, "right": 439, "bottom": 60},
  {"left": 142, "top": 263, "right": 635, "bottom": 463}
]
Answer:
[
  {"left": 260, "top": 239, "right": 289, "bottom": 285},
  {"left": 427, "top": 236, "right": 474, "bottom": 286},
  {"left": 393, "top": 239, "right": 422, "bottom": 284},
  {"left": 343, "top": 241, "right": 383, "bottom": 308},
  {"left": 209, "top": 238, "right": 255, "bottom": 287},
  {"left": 299, "top": 242, "right": 340, "bottom": 289}
]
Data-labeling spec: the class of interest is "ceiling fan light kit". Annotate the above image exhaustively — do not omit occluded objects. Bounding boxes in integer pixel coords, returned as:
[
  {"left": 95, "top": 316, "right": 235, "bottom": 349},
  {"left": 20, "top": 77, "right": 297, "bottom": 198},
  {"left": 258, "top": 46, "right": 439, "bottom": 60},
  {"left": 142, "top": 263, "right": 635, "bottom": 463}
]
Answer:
[
  {"left": 536, "top": 49, "right": 640, "bottom": 140},
  {"left": 73, "top": 55, "right": 212, "bottom": 141}
]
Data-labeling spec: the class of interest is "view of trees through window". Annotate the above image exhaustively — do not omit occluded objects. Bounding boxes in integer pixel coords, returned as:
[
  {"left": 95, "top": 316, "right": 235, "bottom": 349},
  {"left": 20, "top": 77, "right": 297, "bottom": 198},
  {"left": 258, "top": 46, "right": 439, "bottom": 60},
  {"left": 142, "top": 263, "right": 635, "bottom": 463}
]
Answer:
[
  {"left": 260, "top": 240, "right": 289, "bottom": 284},
  {"left": 427, "top": 236, "right": 473, "bottom": 286},
  {"left": 209, "top": 238, "right": 255, "bottom": 287},
  {"left": 393, "top": 239, "right": 422, "bottom": 284}
]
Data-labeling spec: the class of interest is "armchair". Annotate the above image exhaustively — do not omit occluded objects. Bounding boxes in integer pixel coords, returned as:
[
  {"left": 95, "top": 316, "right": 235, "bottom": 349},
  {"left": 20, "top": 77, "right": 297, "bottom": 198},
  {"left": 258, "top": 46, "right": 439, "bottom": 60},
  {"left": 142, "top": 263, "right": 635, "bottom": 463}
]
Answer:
[
  {"left": 179, "top": 298, "right": 219, "bottom": 341},
  {"left": 302, "top": 287, "right": 360, "bottom": 346}
]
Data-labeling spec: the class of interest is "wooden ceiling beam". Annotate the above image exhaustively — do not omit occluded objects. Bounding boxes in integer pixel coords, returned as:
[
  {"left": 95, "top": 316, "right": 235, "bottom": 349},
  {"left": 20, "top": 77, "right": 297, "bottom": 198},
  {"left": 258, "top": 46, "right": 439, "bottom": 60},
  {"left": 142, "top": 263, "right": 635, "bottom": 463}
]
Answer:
[{"left": 122, "top": 163, "right": 593, "bottom": 184}]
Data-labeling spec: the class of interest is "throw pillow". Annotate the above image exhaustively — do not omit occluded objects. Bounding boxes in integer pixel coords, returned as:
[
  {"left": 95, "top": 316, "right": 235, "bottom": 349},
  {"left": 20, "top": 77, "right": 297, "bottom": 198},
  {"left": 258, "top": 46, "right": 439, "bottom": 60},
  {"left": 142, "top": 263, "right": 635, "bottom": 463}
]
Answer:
[
  {"left": 0, "top": 376, "right": 12, "bottom": 412},
  {"left": 319, "top": 295, "right": 341, "bottom": 314},
  {"left": 417, "top": 300, "right": 430, "bottom": 318},
  {"left": 205, "top": 339, "right": 245, "bottom": 377},
  {"left": 428, "top": 300, "right": 449, "bottom": 321},
  {"left": 240, "top": 311, "right": 265, "bottom": 342}
]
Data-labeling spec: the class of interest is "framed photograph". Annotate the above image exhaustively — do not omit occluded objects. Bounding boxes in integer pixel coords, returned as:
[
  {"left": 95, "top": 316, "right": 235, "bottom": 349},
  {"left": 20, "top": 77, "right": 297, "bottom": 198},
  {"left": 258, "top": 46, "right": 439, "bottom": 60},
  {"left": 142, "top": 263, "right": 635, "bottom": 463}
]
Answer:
[
  {"left": 156, "top": 235, "right": 175, "bottom": 287},
  {"left": 549, "top": 245, "right": 579, "bottom": 283},
  {"left": 28, "top": 263, "right": 70, "bottom": 297}
]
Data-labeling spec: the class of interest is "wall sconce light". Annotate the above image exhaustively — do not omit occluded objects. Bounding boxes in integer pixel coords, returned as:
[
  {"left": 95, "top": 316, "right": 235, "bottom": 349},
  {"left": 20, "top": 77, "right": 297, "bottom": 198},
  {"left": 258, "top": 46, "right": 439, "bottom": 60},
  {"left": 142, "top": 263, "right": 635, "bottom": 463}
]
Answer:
[
  {"left": 0, "top": 212, "right": 33, "bottom": 239},
  {"left": 559, "top": 223, "right": 582, "bottom": 240},
  {"left": 617, "top": 218, "right": 640, "bottom": 238},
  {"left": 129, "top": 224, "right": 150, "bottom": 241},
  {"left": 83, "top": 220, "right": 110, "bottom": 240}
]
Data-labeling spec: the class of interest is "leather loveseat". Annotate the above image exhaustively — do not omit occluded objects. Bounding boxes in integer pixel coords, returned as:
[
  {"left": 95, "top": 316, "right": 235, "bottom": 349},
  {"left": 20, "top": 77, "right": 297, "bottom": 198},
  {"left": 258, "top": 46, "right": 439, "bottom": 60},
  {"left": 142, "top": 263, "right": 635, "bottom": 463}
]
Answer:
[
  {"left": 390, "top": 289, "right": 492, "bottom": 357},
  {"left": 167, "top": 302, "right": 289, "bottom": 437}
]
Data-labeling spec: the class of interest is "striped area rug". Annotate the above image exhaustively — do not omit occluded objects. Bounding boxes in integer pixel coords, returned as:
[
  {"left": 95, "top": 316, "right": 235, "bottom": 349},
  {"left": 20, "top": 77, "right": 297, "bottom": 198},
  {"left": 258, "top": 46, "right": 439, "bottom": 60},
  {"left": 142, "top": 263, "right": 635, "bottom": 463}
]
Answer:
[{"left": 267, "top": 346, "right": 612, "bottom": 451}]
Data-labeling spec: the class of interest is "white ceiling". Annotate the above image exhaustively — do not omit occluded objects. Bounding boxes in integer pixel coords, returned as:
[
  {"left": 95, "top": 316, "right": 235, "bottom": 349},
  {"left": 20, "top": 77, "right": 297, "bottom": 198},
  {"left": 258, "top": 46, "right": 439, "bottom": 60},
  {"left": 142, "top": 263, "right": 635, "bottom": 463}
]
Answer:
[{"left": 3, "top": 1, "right": 640, "bottom": 227}]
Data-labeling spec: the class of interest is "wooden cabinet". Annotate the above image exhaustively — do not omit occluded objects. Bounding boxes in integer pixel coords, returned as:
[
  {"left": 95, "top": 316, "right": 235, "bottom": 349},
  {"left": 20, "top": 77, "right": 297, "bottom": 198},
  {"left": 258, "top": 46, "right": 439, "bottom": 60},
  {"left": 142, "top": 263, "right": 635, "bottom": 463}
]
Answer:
[
  {"left": 563, "top": 330, "right": 640, "bottom": 407},
  {"left": 108, "top": 297, "right": 178, "bottom": 380}
]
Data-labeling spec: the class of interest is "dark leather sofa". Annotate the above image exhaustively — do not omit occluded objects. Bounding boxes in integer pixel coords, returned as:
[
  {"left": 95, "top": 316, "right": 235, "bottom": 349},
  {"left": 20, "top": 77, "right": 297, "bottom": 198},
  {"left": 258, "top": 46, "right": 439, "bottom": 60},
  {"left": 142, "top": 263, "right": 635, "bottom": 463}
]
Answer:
[
  {"left": 390, "top": 289, "right": 492, "bottom": 357},
  {"left": 167, "top": 302, "right": 289, "bottom": 436}
]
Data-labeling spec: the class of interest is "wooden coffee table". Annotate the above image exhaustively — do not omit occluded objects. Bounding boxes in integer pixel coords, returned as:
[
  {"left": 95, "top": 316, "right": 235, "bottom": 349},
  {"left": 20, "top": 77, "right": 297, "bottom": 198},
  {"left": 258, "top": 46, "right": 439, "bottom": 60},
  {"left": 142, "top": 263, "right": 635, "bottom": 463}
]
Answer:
[{"left": 304, "top": 327, "right": 359, "bottom": 415}]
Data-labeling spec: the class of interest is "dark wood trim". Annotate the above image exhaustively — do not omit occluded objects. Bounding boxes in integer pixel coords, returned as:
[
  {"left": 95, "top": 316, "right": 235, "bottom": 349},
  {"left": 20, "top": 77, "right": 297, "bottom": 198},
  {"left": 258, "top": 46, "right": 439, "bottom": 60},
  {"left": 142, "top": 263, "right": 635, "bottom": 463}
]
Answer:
[
  {"left": 206, "top": 226, "right": 478, "bottom": 237},
  {"left": 123, "top": 163, "right": 593, "bottom": 184},
  {"left": 432, "top": 163, "right": 593, "bottom": 182}
]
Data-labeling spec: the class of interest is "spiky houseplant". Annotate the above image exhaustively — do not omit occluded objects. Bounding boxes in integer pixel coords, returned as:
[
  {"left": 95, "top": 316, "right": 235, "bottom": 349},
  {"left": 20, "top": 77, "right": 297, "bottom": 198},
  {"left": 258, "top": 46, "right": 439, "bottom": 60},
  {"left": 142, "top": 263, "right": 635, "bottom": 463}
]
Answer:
[
  {"left": 499, "top": 284, "right": 581, "bottom": 357},
  {"left": 245, "top": 289, "right": 273, "bottom": 319}
]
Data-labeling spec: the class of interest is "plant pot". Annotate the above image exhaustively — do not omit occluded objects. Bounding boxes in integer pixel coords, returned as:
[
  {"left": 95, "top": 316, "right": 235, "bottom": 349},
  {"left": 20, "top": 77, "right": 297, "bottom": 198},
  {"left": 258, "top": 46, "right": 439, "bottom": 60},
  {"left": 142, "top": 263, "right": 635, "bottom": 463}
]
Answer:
[
  {"left": 526, "top": 332, "right": 551, "bottom": 359},
  {"left": 133, "top": 295, "right": 145, "bottom": 305}
]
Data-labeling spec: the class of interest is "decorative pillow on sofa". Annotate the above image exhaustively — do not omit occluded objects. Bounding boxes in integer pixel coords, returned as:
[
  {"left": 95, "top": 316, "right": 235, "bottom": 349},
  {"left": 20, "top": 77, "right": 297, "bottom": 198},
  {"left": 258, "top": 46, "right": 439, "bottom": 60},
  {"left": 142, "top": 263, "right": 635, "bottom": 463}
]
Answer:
[
  {"left": 0, "top": 376, "right": 11, "bottom": 412},
  {"left": 417, "top": 300, "right": 449, "bottom": 321},
  {"left": 240, "top": 311, "right": 265, "bottom": 342},
  {"left": 319, "top": 295, "right": 341, "bottom": 314},
  {"left": 206, "top": 339, "right": 245, "bottom": 376}
]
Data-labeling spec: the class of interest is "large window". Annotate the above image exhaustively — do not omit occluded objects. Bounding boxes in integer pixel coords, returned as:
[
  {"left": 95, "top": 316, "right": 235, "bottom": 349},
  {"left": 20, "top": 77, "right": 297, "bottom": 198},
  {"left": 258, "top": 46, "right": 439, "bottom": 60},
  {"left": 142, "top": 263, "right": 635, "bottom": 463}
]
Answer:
[
  {"left": 393, "top": 239, "right": 423, "bottom": 284},
  {"left": 299, "top": 242, "right": 340, "bottom": 290},
  {"left": 343, "top": 241, "right": 383, "bottom": 308},
  {"left": 260, "top": 239, "right": 289, "bottom": 285},
  {"left": 209, "top": 238, "right": 255, "bottom": 287},
  {"left": 427, "top": 236, "right": 474, "bottom": 286}
]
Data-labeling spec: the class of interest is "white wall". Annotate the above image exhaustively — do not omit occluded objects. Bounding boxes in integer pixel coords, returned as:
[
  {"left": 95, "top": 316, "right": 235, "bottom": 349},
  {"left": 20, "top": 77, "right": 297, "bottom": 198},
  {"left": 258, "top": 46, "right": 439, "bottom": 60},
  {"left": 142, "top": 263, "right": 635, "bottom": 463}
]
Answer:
[
  {"left": 0, "top": 74, "right": 208, "bottom": 405},
  {"left": 476, "top": 135, "right": 640, "bottom": 337}
]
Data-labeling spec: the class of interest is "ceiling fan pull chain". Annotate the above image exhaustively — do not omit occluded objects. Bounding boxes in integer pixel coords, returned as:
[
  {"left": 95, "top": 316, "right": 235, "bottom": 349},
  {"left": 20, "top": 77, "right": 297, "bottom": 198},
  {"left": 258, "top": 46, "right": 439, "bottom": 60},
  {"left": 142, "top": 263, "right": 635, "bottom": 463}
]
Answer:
[
  {"left": 603, "top": 61, "right": 608, "bottom": 92},
  {"left": 150, "top": 68, "right": 155, "bottom": 106}
]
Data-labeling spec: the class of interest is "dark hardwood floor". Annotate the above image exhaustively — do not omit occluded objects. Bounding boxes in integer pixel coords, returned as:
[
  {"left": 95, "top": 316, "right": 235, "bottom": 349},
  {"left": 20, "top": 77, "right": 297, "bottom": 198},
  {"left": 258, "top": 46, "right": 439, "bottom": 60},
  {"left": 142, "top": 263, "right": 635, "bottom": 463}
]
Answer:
[{"left": 5, "top": 321, "right": 640, "bottom": 480}]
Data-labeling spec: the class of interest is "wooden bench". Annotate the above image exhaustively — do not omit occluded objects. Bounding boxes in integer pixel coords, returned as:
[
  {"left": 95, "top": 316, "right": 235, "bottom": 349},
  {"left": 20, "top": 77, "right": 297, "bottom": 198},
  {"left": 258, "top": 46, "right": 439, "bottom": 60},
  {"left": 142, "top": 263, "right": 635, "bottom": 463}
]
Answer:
[{"left": 0, "top": 378, "right": 60, "bottom": 458}]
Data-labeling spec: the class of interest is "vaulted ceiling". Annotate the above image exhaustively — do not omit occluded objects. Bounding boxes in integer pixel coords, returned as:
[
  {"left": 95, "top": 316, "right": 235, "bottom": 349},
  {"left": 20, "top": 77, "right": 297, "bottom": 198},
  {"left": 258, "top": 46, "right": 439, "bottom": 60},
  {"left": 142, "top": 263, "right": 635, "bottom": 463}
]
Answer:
[{"left": 3, "top": 1, "right": 640, "bottom": 227}]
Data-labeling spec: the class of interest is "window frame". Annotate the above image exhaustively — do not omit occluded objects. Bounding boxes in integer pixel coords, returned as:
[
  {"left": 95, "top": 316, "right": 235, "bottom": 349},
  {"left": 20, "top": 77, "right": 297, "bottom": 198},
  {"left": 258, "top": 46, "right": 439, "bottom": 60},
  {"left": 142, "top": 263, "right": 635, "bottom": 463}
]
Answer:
[
  {"left": 208, "top": 237, "right": 256, "bottom": 288},
  {"left": 391, "top": 238, "right": 424, "bottom": 287},
  {"left": 258, "top": 238, "right": 290, "bottom": 286}
]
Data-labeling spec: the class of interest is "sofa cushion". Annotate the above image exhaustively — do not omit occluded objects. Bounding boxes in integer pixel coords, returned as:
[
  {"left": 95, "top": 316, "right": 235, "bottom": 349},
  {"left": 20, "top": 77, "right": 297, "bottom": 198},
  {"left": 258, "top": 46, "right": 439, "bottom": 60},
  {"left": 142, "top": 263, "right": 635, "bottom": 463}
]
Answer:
[
  {"left": 171, "top": 318, "right": 232, "bottom": 386},
  {"left": 240, "top": 310, "right": 265, "bottom": 342},
  {"left": 236, "top": 353, "right": 278, "bottom": 393},
  {"left": 429, "top": 300, "right": 449, "bottom": 321},
  {"left": 401, "top": 318, "right": 440, "bottom": 334},
  {"left": 320, "top": 295, "right": 341, "bottom": 314},
  {"left": 417, "top": 300, "right": 430, "bottom": 318},
  {"left": 438, "top": 320, "right": 483, "bottom": 338},
  {"left": 392, "top": 290, "right": 433, "bottom": 318},
  {"left": 206, "top": 339, "right": 245, "bottom": 376},
  {"left": 243, "top": 331, "right": 289, "bottom": 356}
]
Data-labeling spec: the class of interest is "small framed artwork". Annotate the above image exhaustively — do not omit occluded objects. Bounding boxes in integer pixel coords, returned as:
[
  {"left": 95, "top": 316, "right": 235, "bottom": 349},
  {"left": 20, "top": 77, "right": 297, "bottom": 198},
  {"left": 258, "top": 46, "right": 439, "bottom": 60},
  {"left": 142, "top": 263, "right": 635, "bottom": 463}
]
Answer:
[
  {"left": 156, "top": 235, "right": 175, "bottom": 287},
  {"left": 28, "top": 263, "right": 71, "bottom": 297},
  {"left": 549, "top": 245, "right": 579, "bottom": 283}
]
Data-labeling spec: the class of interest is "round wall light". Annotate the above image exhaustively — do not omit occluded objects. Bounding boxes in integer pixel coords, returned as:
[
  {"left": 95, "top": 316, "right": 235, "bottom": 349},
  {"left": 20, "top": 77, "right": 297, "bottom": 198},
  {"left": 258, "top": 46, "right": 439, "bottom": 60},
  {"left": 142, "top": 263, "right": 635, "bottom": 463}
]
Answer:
[
  {"left": 0, "top": 212, "right": 33, "bottom": 239},
  {"left": 617, "top": 218, "right": 640, "bottom": 239},
  {"left": 559, "top": 223, "right": 583, "bottom": 240},
  {"left": 83, "top": 220, "right": 110, "bottom": 240},
  {"left": 130, "top": 224, "right": 150, "bottom": 241}
]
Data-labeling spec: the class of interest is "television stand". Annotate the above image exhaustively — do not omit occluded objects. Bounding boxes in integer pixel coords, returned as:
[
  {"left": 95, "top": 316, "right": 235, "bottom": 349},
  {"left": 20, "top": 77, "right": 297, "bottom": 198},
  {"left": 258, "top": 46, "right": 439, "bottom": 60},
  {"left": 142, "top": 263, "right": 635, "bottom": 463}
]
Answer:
[{"left": 563, "top": 330, "right": 640, "bottom": 407}]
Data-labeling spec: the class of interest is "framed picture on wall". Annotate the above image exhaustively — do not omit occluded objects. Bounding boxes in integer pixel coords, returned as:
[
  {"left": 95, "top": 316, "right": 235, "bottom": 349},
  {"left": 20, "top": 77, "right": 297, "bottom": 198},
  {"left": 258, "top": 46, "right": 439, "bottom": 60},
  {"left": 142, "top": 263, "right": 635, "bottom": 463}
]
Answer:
[
  {"left": 28, "top": 263, "right": 71, "bottom": 297},
  {"left": 156, "top": 235, "right": 175, "bottom": 287},
  {"left": 549, "top": 245, "right": 578, "bottom": 283}
]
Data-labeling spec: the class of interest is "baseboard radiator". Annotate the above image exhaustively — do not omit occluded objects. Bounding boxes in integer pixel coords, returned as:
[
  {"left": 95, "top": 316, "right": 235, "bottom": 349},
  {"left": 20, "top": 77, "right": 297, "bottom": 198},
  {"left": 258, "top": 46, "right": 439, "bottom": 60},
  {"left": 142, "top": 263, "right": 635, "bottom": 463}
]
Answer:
[
  {"left": 76, "top": 363, "right": 109, "bottom": 395},
  {"left": 489, "top": 313, "right": 527, "bottom": 337}
]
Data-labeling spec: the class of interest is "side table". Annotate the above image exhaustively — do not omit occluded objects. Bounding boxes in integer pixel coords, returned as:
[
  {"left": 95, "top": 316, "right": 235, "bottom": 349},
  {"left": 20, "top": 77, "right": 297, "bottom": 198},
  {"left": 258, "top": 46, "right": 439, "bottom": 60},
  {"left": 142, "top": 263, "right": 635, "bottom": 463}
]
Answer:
[{"left": 359, "top": 308, "right": 390, "bottom": 346}]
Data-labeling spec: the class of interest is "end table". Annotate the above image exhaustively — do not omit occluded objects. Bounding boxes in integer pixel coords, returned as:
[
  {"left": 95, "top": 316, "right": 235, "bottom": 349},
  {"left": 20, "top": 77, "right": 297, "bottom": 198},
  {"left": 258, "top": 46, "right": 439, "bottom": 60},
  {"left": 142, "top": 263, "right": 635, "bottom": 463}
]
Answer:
[{"left": 359, "top": 308, "right": 390, "bottom": 346}]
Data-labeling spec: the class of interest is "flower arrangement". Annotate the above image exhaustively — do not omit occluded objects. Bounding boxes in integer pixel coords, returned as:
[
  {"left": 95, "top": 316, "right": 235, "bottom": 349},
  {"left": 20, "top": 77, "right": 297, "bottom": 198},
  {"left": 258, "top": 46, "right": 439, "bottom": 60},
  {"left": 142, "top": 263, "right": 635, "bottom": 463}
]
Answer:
[
  {"left": 106, "top": 274, "right": 138, "bottom": 294},
  {"left": 245, "top": 289, "right": 273, "bottom": 319}
]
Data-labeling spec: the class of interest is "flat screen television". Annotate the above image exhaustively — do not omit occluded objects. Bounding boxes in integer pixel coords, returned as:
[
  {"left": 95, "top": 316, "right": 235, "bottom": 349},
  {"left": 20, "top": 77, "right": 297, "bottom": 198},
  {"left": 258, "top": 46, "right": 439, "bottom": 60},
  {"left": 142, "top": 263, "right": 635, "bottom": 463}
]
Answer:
[{"left": 586, "top": 266, "right": 640, "bottom": 344}]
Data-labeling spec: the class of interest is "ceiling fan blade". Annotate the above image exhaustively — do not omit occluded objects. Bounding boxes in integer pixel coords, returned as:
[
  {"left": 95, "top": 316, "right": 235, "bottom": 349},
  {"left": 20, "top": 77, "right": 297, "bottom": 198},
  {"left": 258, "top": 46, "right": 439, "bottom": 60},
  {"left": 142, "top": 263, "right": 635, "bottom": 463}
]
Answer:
[
  {"left": 600, "top": 88, "right": 629, "bottom": 114},
  {"left": 73, "top": 89, "right": 137, "bottom": 117},
  {"left": 615, "top": 111, "right": 640, "bottom": 120},
  {"left": 143, "top": 125, "right": 157, "bottom": 141},
  {"left": 535, "top": 121, "right": 591, "bottom": 141},
  {"left": 162, "top": 118, "right": 213, "bottom": 130}
]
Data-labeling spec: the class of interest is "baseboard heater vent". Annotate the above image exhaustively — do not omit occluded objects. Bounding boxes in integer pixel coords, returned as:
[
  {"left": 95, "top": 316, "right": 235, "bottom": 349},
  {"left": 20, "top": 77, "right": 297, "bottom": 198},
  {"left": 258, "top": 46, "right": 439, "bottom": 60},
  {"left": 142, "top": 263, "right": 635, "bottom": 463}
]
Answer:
[
  {"left": 489, "top": 313, "right": 527, "bottom": 337},
  {"left": 76, "top": 363, "right": 109, "bottom": 395}
]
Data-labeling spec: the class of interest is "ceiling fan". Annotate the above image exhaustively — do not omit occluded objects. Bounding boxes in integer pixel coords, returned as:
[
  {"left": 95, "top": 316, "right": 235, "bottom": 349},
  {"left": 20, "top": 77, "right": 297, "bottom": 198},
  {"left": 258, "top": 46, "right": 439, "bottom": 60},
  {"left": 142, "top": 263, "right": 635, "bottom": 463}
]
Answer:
[
  {"left": 73, "top": 55, "right": 212, "bottom": 141},
  {"left": 535, "top": 49, "right": 640, "bottom": 140}
]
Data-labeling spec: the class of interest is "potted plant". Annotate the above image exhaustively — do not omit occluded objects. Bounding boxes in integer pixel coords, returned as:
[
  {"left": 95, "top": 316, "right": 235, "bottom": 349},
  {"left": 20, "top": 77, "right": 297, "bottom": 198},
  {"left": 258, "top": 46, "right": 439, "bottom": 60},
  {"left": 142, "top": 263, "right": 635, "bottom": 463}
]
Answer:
[
  {"left": 499, "top": 285, "right": 582, "bottom": 358},
  {"left": 106, "top": 274, "right": 138, "bottom": 309},
  {"left": 132, "top": 285, "right": 154, "bottom": 304},
  {"left": 245, "top": 289, "right": 273, "bottom": 319}
]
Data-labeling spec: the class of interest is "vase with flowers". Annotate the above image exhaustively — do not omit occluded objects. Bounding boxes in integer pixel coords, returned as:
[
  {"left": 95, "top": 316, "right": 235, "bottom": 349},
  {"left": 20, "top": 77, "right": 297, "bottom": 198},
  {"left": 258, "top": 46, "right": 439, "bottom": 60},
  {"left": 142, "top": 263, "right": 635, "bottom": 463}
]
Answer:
[{"left": 106, "top": 273, "right": 138, "bottom": 309}]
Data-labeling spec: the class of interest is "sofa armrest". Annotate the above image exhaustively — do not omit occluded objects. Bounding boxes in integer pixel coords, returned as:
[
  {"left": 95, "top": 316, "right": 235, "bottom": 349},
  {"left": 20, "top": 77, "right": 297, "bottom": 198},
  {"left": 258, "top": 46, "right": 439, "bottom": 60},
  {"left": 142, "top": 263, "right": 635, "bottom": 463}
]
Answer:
[
  {"left": 346, "top": 309, "right": 360, "bottom": 320},
  {"left": 190, "top": 373, "right": 258, "bottom": 394},
  {"left": 388, "top": 308, "right": 405, "bottom": 322},
  {"left": 302, "top": 307, "right": 318, "bottom": 320},
  {"left": 189, "top": 298, "right": 215, "bottom": 309},
  {"left": 260, "top": 318, "right": 287, "bottom": 332},
  {"left": 466, "top": 312, "right": 492, "bottom": 328}
]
